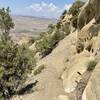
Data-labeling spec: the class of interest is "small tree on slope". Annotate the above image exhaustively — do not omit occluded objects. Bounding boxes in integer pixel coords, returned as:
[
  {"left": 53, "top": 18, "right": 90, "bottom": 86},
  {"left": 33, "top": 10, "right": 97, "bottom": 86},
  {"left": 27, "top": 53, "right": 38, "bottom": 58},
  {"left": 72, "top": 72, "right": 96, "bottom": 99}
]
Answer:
[{"left": 0, "top": 7, "right": 36, "bottom": 99}]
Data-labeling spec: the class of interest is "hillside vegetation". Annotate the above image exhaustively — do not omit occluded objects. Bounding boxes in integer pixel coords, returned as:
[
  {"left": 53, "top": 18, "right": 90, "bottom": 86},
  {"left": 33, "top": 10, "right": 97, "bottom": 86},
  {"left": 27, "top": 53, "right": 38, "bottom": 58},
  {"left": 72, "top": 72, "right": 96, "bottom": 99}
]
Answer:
[
  {"left": 0, "top": 0, "right": 100, "bottom": 100},
  {"left": 0, "top": 7, "right": 36, "bottom": 99}
]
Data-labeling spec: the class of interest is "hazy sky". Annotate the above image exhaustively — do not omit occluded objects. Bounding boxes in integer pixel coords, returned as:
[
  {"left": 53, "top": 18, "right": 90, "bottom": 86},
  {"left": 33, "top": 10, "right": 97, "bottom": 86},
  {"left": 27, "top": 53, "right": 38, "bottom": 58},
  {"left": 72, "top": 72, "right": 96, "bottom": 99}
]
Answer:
[{"left": 0, "top": 0, "right": 75, "bottom": 18}]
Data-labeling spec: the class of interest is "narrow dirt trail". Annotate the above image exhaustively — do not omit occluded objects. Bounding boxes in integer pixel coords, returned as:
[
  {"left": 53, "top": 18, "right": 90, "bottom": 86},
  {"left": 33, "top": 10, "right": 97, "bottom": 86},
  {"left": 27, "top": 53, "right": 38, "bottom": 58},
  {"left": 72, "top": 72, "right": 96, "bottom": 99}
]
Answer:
[
  {"left": 21, "top": 32, "right": 77, "bottom": 100},
  {"left": 12, "top": 32, "right": 77, "bottom": 100}
]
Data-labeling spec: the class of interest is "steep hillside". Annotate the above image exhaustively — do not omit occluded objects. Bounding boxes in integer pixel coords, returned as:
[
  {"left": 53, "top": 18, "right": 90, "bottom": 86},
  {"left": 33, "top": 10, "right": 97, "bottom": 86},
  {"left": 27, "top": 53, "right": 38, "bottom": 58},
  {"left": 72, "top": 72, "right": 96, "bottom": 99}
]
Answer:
[
  {"left": 12, "top": 29, "right": 77, "bottom": 100},
  {"left": 12, "top": 0, "right": 100, "bottom": 100}
]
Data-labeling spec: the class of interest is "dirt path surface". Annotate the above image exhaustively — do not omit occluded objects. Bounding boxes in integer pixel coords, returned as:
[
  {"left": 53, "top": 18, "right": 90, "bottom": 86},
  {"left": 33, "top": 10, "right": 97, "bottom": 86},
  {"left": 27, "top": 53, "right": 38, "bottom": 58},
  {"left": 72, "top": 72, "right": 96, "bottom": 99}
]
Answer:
[{"left": 12, "top": 32, "right": 77, "bottom": 100}]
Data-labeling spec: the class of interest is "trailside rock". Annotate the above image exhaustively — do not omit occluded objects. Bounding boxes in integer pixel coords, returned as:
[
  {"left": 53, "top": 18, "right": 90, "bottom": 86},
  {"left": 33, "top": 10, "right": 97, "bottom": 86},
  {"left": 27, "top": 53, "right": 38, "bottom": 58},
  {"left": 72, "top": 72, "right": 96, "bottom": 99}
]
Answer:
[
  {"left": 58, "top": 95, "right": 69, "bottom": 100},
  {"left": 61, "top": 51, "right": 94, "bottom": 93},
  {"left": 82, "top": 62, "right": 100, "bottom": 100},
  {"left": 78, "top": 0, "right": 100, "bottom": 30},
  {"left": 76, "top": 18, "right": 100, "bottom": 53}
]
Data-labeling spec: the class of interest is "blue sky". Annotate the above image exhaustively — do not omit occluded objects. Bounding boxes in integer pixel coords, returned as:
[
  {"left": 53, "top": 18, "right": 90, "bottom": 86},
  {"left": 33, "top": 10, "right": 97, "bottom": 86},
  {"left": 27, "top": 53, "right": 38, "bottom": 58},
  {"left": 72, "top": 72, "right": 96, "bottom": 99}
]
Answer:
[{"left": 0, "top": 0, "right": 75, "bottom": 18}]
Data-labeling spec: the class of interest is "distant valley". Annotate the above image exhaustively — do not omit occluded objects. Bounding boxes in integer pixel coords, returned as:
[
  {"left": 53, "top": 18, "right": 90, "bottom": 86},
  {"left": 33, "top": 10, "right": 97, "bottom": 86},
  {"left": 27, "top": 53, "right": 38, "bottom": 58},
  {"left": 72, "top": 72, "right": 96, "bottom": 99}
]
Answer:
[{"left": 10, "top": 15, "right": 56, "bottom": 41}]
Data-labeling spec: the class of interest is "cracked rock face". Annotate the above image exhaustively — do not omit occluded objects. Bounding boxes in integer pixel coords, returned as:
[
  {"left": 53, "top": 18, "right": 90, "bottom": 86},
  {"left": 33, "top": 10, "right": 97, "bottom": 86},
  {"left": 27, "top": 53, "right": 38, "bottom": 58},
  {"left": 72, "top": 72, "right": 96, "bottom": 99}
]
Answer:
[
  {"left": 82, "top": 62, "right": 100, "bottom": 100},
  {"left": 77, "top": 0, "right": 100, "bottom": 30},
  {"left": 61, "top": 51, "right": 94, "bottom": 93}
]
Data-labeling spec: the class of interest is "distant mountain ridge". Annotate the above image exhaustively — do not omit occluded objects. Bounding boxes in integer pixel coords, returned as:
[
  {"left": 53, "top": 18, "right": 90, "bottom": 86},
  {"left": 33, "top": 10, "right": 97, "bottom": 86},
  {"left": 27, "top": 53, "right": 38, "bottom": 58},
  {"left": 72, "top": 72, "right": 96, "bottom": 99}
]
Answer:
[{"left": 11, "top": 15, "right": 57, "bottom": 21}]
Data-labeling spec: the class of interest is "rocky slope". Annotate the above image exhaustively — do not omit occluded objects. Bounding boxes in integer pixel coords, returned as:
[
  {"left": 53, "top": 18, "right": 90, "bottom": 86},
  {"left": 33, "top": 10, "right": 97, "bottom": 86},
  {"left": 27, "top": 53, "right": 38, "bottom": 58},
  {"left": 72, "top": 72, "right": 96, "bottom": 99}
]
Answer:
[{"left": 12, "top": 29, "right": 77, "bottom": 100}]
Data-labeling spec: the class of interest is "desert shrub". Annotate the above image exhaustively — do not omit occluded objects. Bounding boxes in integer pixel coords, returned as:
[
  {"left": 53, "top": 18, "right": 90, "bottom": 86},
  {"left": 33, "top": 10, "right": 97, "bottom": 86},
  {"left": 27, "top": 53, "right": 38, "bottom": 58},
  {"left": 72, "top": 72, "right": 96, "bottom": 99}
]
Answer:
[
  {"left": 60, "top": 10, "right": 67, "bottom": 20},
  {"left": 35, "top": 7, "right": 70, "bottom": 57},
  {"left": 34, "top": 65, "right": 45, "bottom": 75},
  {"left": 28, "top": 37, "right": 36, "bottom": 45},
  {"left": 0, "top": 7, "right": 14, "bottom": 42},
  {"left": 68, "top": 1, "right": 85, "bottom": 28},
  {"left": 87, "top": 60, "right": 97, "bottom": 71},
  {"left": 61, "top": 22, "right": 70, "bottom": 35},
  {"left": 35, "top": 30, "right": 64, "bottom": 57},
  {"left": 0, "top": 40, "right": 36, "bottom": 99},
  {"left": 62, "top": 10, "right": 67, "bottom": 16},
  {"left": 29, "top": 38, "right": 35, "bottom": 44},
  {"left": 0, "top": 7, "right": 36, "bottom": 99},
  {"left": 56, "top": 21, "right": 62, "bottom": 29},
  {"left": 48, "top": 24, "right": 55, "bottom": 33}
]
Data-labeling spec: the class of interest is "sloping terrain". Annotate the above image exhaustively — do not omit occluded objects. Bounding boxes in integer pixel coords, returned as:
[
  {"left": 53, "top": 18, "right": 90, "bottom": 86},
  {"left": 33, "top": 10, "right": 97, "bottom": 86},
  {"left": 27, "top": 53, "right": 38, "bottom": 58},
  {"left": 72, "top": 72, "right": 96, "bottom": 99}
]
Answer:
[
  {"left": 12, "top": 30, "right": 77, "bottom": 100},
  {"left": 12, "top": 0, "right": 100, "bottom": 100}
]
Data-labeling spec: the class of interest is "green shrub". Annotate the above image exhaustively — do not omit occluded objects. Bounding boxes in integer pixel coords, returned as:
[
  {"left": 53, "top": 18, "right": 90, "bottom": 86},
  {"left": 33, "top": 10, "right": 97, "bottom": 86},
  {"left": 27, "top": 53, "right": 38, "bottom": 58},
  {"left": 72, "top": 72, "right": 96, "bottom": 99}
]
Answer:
[
  {"left": 35, "top": 7, "right": 70, "bottom": 57},
  {"left": 0, "top": 7, "right": 36, "bottom": 99},
  {"left": 48, "top": 24, "right": 55, "bottom": 33},
  {"left": 87, "top": 60, "right": 97, "bottom": 71},
  {"left": 61, "top": 22, "right": 70, "bottom": 35},
  {"left": 0, "top": 7, "right": 14, "bottom": 42},
  {"left": 62, "top": 10, "right": 67, "bottom": 16},
  {"left": 68, "top": 1, "right": 84, "bottom": 28},
  {"left": 60, "top": 10, "right": 67, "bottom": 20},
  {"left": 35, "top": 30, "right": 64, "bottom": 57},
  {"left": 0, "top": 40, "right": 36, "bottom": 99},
  {"left": 34, "top": 65, "right": 45, "bottom": 75},
  {"left": 56, "top": 21, "right": 62, "bottom": 29},
  {"left": 29, "top": 38, "right": 35, "bottom": 44}
]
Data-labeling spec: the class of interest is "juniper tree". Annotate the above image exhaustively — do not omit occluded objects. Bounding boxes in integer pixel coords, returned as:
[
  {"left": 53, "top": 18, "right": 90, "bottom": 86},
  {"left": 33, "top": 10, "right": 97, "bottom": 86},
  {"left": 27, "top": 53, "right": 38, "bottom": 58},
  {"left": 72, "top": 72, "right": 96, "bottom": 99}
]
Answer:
[{"left": 0, "top": 7, "right": 14, "bottom": 42}]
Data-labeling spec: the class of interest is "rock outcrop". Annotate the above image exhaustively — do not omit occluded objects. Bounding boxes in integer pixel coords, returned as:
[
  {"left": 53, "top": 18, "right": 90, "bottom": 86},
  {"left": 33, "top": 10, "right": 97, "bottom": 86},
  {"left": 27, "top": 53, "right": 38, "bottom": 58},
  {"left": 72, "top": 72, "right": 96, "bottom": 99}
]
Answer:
[
  {"left": 61, "top": 51, "right": 94, "bottom": 93},
  {"left": 76, "top": 18, "right": 100, "bottom": 53},
  {"left": 78, "top": 0, "right": 100, "bottom": 30},
  {"left": 82, "top": 62, "right": 100, "bottom": 100}
]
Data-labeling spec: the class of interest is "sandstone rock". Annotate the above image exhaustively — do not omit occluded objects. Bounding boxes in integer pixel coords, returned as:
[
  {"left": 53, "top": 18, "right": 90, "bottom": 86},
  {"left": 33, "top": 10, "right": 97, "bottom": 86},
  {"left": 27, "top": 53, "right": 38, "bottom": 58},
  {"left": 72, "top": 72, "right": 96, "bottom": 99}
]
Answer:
[
  {"left": 61, "top": 14, "right": 72, "bottom": 25},
  {"left": 76, "top": 18, "right": 100, "bottom": 53},
  {"left": 61, "top": 51, "right": 94, "bottom": 93},
  {"left": 58, "top": 95, "right": 69, "bottom": 100},
  {"left": 90, "top": 37, "right": 100, "bottom": 54},
  {"left": 18, "top": 37, "right": 30, "bottom": 45},
  {"left": 78, "top": 0, "right": 100, "bottom": 30},
  {"left": 29, "top": 42, "right": 36, "bottom": 51},
  {"left": 82, "top": 62, "right": 100, "bottom": 100},
  {"left": 85, "top": 36, "right": 100, "bottom": 61}
]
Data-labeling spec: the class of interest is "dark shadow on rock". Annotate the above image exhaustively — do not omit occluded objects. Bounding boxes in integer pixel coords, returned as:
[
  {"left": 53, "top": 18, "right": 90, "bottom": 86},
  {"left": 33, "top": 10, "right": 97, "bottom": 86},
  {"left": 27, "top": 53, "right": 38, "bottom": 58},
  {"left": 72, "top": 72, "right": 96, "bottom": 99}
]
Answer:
[{"left": 17, "top": 80, "right": 38, "bottom": 95}]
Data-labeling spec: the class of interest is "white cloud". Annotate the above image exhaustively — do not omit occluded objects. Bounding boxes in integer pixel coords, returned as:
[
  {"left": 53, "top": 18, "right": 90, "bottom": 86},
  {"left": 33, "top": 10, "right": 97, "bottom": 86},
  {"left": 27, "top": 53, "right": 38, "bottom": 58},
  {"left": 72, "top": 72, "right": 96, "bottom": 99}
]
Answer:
[
  {"left": 64, "top": 4, "right": 72, "bottom": 10},
  {"left": 27, "top": 2, "right": 72, "bottom": 18},
  {"left": 30, "top": 3, "right": 42, "bottom": 12},
  {"left": 29, "top": 2, "right": 61, "bottom": 13}
]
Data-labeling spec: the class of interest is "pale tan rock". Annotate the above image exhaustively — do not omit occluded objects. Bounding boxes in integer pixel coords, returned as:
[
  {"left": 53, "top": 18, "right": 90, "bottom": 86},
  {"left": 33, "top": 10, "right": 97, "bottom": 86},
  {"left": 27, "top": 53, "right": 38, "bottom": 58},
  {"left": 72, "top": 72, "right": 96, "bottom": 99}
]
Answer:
[
  {"left": 61, "top": 51, "right": 94, "bottom": 93},
  {"left": 82, "top": 62, "right": 100, "bottom": 100},
  {"left": 85, "top": 36, "right": 100, "bottom": 61},
  {"left": 29, "top": 42, "right": 36, "bottom": 51},
  {"left": 78, "top": 0, "right": 100, "bottom": 30},
  {"left": 61, "top": 14, "right": 72, "bottom": 25},
  {"left": 18, "top": 37, "right": 30, "bottom": 45},
  {"left": 58, "top": 95, "right": 69, "bottom": 100},
  {"left": 76, "top": 18, "right": 100, "bottom": 53}
]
